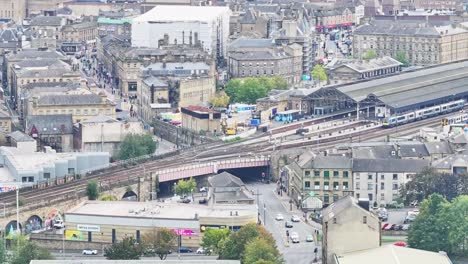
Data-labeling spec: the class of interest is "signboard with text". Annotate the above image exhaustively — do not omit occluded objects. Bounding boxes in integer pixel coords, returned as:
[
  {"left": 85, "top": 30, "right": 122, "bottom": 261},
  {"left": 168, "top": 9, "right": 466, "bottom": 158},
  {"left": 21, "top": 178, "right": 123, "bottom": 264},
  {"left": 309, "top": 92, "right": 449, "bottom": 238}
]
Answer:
[{"left": 77, "top": 224, "right": 101, "bottom": 232}]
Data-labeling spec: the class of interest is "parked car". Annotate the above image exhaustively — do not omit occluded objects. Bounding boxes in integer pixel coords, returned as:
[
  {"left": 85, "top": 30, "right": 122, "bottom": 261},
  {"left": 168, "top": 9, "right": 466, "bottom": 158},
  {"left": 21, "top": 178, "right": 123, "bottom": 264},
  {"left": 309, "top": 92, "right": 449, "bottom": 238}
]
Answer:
[
  {"left": 181, "top": 198, "right": 191, "bottom": 204},
  {"left": 306, "top": 234, "right": 314, "bottom": 242},
  {"left": 196, "top": 247, "right": 206, "bottom": 254},
  {"left": 401, "top": 224, "right": 411, "bottom": 231},
  {"left": 199, "top": 187, "right": 207, "bottom": 192},
  {"left": 290, "top": 232, "right": 300, "bottom": 243},
  {"left": 285, "top": 221, "right": 293, "bottom": 228},
  {"left": 291, "top": 215, "right": 300, "bottom": 222},
  {"left": 178, "top": 247, "right": 193, "bottom": 253},
  {"left": 199, "top": 198, "right": 208, "bottom": 204},
  {"left": 82, "top": 249, "right": 98, "bottom": 255},
  {"left": 275, "top": 214, "right": 284, "bottom": 221},
  {"left": 381, "top": 223, "right": 389, "bottom": 230},
  {"left": 53, "top": 220, "right": 64, "bottom": 229}
]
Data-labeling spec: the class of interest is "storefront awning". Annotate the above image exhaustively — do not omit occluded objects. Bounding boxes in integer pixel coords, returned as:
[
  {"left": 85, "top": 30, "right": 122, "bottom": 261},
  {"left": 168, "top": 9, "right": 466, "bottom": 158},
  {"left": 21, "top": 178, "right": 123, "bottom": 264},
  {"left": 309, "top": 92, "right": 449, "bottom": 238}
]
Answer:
[
  {"left": 315, "top": 25, "right": 324, "bottom": 29},
  {"left": 328, "top": 24, "right": 336, "bottom": 29}
]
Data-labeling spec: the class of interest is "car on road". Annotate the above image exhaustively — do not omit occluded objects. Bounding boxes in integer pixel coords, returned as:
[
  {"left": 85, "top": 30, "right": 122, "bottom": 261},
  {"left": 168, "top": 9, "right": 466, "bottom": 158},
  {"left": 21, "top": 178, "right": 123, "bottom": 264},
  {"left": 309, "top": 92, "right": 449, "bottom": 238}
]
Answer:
[
  {"left": 178, "top": 247, "right": 193, "bottom": 253},
  {"left": 290, "top": 232, "right": 300, "bottom": 243},
  {"left": 82, "top": 249, "right": 98, "bottom": 255},
  {"left": 275, "top": 214, "right": 284, "bottom": 221},
  {"left": 196, "top": 247, "right": 206, "bottom": 254},
  {"left": 306, "top": 234, "right": 314, "bottom": 242},
  {"left": 285, "top": 221, "right": 293, "bottom": 228},
  {"left": 291, "top": 215, "right": 300, "bottom": 222},
  {"left": 199, "top": 187, "right": 207, "bottom": 192},
  {"left": 198, "top": 198, "right": 208, "bottom": 204}
]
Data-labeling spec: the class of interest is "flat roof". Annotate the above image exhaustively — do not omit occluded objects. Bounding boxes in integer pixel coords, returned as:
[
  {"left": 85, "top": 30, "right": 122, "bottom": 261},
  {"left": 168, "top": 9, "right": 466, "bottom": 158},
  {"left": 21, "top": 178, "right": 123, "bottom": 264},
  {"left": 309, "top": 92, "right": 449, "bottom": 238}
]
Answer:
[
  {"left": 67, "top": 201, "right": 257, "bottom": 220},
  {"left": 133, "top": 5, "right": 230, "bottom": 23}
]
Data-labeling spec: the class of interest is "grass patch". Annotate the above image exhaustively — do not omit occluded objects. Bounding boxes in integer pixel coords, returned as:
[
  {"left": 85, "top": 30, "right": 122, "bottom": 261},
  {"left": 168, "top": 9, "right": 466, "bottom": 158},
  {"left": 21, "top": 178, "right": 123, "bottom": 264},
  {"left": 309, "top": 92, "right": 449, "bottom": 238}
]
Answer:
[{"left": 223, "top": 136, "right": 241, "bottom": 143}]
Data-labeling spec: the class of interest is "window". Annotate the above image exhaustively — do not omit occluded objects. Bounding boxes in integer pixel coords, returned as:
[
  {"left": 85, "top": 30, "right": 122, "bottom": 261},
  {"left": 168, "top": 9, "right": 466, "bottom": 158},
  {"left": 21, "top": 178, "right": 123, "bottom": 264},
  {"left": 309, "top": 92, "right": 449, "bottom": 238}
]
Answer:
[
  {"left": 356, "top": 182, "right": 360, "bottom": 190},
  {"left": 368, "top": 174, "right": 373, "bottom": 180},
  {"left": 393, "top": 183, "right": 398, "bottom": 190},
  {"left": 356, "top": 174, "right": 360, "bottom": 180},
  {"left": 333, "top": 171, "right": 339, "bottom": 177},
  {"left": 368, "top": 183, "right": 373, "bottom": 190},
  {"left": 381, "top": 182, "right": 385, "bottom": 190},
  {"left": 356, "top": 193, "right": 360, "bottom": 199},
  {"left": 314, "top": 181, "right": 320, "bottom": 190},
  {"left": 128, "top": 82, "right": 137, "bottom": 92},
  {"left": 393, "top": 174, "right": 398, "bottom": 180},
  {"left": 343, "top": 182, "right": 349, "bottom": 190},
  {"left": 343, "top": 171, "right": 349, "bottom": 178},
  {"left": 363, "top": 216, "right": 367, "bottom": 224},
  {"left": 28, "top": 177, "right": 34, "bottom": 182},
  {"left": 324, "top": 171, "right": 330, "bottom": 178},
  {"left": 333, "top": 194, "right": 339, "bottom": 202},
  {"left": 381, "top": 193, "right": 385, "bottom": 200},
  {"left": 314, "top": 171, "right": 320, "bottom": 177},
  {"left": 381, "top": 174, "right": 384, "bottom": 180},
  {"left": 324, "top": 181, "right": 329, "bottom": 190},
  {"left": 305, "top": 181, "right": 311, "bottom": 188},
  {"left": 22, "top": 177, "right": 27, "bottom": 182},
  {"left": 333, "top": 182, "right": 339, "bottom": 190},
  {"left": 324, "top": 194, "right": 330, "bottom": 203},
  {"left": 333, "top": 218, "right": 337, "bottom": 224},
  {"left": 368, "top": 194, "right": 373, "bottom": 201},
  {"left": 305, "top": 171, "right": 311, "bottom": 177}
]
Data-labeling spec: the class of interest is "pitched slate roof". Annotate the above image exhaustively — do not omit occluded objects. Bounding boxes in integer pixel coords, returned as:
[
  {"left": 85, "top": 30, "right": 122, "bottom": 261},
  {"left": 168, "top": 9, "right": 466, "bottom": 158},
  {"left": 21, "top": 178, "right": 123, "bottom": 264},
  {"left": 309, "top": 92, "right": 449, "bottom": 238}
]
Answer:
[
  {"left": 26, "top": 115, "right": 73, "bottom": 135},
  {"left": 352, "top": 159, "right": 429, "bottom": 173},
  {"left": 398, "top": 144, "right": 429, "bottom": 158},
  {"left": 37, "top": 94, "right": 105, "bottom": 106},
  {"left": 311, "top": 155, "right": 352, "bottom": 169},
  {"left": 208, "top": 171, "right": 245, "bottom": 188},
  {"left": 8, "top": 131, "right": 35, "bottom": 142},
  {"left": 424, "top": 141, "right": 452, "bottom": 155},
  {"left": 29, "top": 16, "right": 64, "bottom": 27}
]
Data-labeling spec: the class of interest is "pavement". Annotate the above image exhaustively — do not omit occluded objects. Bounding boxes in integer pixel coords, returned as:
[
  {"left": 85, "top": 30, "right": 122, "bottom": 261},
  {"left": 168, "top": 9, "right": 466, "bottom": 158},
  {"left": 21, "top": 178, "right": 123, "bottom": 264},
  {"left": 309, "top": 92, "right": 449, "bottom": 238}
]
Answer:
[
  {"left": 247, "top": 182, "right": 321, "bottom": 264},
  {"left": 154, "top": 138, "right": 177, "bottom": 155}
]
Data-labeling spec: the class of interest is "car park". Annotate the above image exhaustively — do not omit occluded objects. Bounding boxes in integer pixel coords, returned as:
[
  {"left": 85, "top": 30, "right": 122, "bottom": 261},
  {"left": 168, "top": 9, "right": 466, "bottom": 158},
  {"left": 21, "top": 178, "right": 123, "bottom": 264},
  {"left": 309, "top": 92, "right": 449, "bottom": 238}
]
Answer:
[
  {"left": 82, "top": 249, "right": 98, "bottom": 255},
  {"left": 275, "top": 214, "right": 284, "bottom": 221},
  {"left": 291, "top": 215, "right": 300, "bottom": 222}
]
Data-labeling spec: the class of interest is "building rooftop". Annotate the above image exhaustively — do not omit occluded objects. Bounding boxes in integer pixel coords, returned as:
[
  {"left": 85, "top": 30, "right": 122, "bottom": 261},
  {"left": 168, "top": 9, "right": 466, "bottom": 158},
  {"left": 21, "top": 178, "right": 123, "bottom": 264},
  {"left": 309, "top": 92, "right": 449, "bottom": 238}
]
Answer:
[
  {"left": 142, "top": 76, "right": 168, "bottom": 87},
  {"left": 352, "top": 159, "right": 429, "bottom": 173},
  {"left": 208, "top": 172, "right": 245, "bottom": 188},
  {"left": 66, "top": 201, "right": 257, "bottom": 220},
  {"left": 182, "top": 106, "right": 219, "bottom": 114},
  {"left": 36, "top": 93, "right": 109, "bottom": 106},
  {"left": 354, "top": 21, "right": 467, "bottom": 36},
  {"left": 335, "top": 245, "right": 452, "bottom": 264},
  {"left": 332, "top": 56, "right": 402, "bottom": 73},
  {"left": 29, "top": 16, "right": 64, "bottom": 27},
  {"left": 26, "top": 115, "right": 74, "bottom": 135},
  {"left": 133, "top": 5, "right": 230, "bottom": 23},
  {"left": 432, "top": 153, "right": 468, "bottom": 170},
  {"left": 229, "top": 38, "right": 276, "bottom": 49},
  {"left": 322, "top": 195, "right": 377, "bottom": 222},
  {"left": 6, "top": 49, "right": 64, "bottom": 61},
  {"left": 80, "top": 115, "right": 118, "bottom": 124},
  {"left": 311, "top": 155, "right": 352, "bottom": 169},
  {"left": 8, "top": 131, "right": 35, "bottom": 142}
]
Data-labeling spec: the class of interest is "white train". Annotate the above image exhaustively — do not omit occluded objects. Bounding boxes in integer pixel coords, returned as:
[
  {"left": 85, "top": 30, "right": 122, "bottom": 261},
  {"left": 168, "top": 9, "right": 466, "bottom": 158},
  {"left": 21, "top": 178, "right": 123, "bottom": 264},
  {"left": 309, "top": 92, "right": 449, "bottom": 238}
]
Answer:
[
  {"left": 383, "top": 99, "right": 465, "bottom": 128},
  {"left": 442, "top": 112, "right": 468, "bottom": 125}
]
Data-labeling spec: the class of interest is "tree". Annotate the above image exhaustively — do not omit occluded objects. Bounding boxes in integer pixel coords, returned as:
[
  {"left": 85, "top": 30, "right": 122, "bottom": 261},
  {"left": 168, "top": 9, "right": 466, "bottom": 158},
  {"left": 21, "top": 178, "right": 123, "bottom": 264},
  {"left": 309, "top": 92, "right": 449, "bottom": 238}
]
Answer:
[
  {"left": 311, "top": 64, "right": 327, "bottom": 86},
  {"left": 445, "top": 195, "right": 468, "bottom": 256},
  {"left": 174, "top": 178, "right": 196, "bottom": 196},
  {"left": 117, "top": 134, "right": 157, "bottom": 160},
  {"left": 0, "top": 236, "right": 6, "bottom": 264},
  {"left": 224, "top": 76, "right": 288, "bottom": 104},
  {"left": 201, "top": 228, "right": 231, "bottom": 255},
  {"left": 99, "top": 194, "right": 118, "bottom": 201},
  {"left": 104, "top": 236, "right": 143, "bottom": 260},
  {"left": 393, "top": 51, "right": 409, "bottom": 66},
  {"left": 10, "top": 241, "right": 54, "bottom": 264},
  {"left": 209, "top": 91, "right": 230, "bottom": 108},
  {"left": 86, "top": 180, "right": 99, "bottom": 200},
  {"left": 363, "top": 49, "right": 377, "bottom": 60},
  {"left": 400, "top": 168, "right": 468, "bottom": 204},
  {"left": 408, "top": 194, "right": 450, "bottom": 253},
  {"left": 220, "top": 223, "right": 276, "bottom": 260},
  {"left": 243, "top": 237, "right": 282, "bottom": 264},
  {"left": 142, "top": 228, "right": 177, "bottom": 260}
]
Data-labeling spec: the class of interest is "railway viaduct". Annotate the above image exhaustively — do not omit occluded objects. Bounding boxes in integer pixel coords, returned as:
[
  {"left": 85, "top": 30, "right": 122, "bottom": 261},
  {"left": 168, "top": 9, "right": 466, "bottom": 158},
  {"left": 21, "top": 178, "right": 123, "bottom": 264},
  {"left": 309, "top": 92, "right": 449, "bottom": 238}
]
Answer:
[{"left": 0, "top": 156, "right": 270, "bottom": 235}]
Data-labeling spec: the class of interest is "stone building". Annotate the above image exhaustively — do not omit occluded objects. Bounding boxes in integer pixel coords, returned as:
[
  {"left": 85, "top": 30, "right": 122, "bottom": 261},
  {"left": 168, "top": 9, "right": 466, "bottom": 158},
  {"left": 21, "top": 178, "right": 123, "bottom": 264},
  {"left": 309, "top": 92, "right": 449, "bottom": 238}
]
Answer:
[
  {"left": 26, "top": 114, "right": 74, "bottom": 152},
  {"left": 228, "top": 38, "right": 303, "bottom": 84},
  {"left": 0, "top": 0, "right": 26, "bottom": 22},
  {"left": 0, "top": 106, "right": 11, "bottom": 134},
  {"left": 353, "top": 21, "right": 468, "bottom": 66},
  {"left": 61, "top": 21, "right": 98, "bottom": 44},
  {"left": 181, "top": 106, "right": 221, "bottom": 133},
  {"left": 322, "top": 196, "right": 380, "bottom": 264},
  {"left": 28, "top": 16, "right": 67, "bottom": 49}
]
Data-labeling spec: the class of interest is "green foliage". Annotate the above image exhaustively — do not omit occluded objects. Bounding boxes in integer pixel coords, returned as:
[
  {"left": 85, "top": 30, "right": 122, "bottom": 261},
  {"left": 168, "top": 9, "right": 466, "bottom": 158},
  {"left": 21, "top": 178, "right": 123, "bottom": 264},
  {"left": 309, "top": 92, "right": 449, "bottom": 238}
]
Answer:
[
  {"left": 311, "top": 64, "right": 327, "bottom": 84},
  {"left": 400, "top": 168, "right": 468, "bottom": 204},
  {"left": 209, "top": 91, "right": 230, "bottom": 107},
  {"left": 126, "top": 186, "right": 133, "bottom": 192},
  {"left": 0, "top": 236, "right": 6, "bottom": 264},
  {"left": 223, "top": 136, "right": 241, "bottom": 143},
  {"left": 86, "top": 180, "right": 100, "bottom": 200},
  {"left": 393, "top": 51, "right": 409, "bottom": 66},
  {"left": 225, "top": 76, "right": 288, "bottom": 104},
  {"left": 243, "top": 237, "right": 282, "bottom": 264},
  {"left": 99, "top": 194, "right": 118, "bottom": 201},
  {"left": 445, "top": 195, "right": 468, "bottom": 256},
  {"left": 174, "top": 178, "right": 197, "bottom": 196},
  {"left": 220, "top": 223, "right": 276, "bottom": 260},
  {"left": 17, "top": 197, "right": 25, "bottom": 207},
  {"left": 142, "top": 228, "right": 177, "bottom": 260},
  {"left": 201, "top": 228, "right": 231, "bottom": 255},
  {"left": 104, "top": 236, "right": 143, "bottom": 260},
  {"left": 363, "top": 49, "right": 377, "bottom": 60},
  {"left": 117, "top": 134, "right": 157, "bottom": 160},
  {"left": 10, "top": 240, "right": 54, "bottom": 264}
]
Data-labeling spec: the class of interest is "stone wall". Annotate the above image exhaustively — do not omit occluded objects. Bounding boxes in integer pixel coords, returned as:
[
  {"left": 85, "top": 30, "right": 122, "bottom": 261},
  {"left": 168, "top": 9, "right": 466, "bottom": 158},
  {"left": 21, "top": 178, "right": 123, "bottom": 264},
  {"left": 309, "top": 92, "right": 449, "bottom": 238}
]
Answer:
[{"left": 153, "top": 119, "right": 217, "bottom": 147}]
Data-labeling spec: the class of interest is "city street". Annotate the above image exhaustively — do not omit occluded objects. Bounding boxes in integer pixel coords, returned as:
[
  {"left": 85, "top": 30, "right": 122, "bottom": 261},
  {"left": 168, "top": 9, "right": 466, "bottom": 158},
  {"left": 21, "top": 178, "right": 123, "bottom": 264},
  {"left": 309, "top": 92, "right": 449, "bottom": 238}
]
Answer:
[{"left": 248, "top": 182, "right": 320, "bottom": 264}]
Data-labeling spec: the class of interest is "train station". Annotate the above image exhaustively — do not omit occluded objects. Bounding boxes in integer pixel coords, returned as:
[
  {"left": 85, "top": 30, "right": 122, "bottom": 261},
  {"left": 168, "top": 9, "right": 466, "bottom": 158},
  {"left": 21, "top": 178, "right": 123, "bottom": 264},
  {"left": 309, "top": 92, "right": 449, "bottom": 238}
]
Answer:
[{"left": 304, "top": 60, "right": 468, "bottom": 118}]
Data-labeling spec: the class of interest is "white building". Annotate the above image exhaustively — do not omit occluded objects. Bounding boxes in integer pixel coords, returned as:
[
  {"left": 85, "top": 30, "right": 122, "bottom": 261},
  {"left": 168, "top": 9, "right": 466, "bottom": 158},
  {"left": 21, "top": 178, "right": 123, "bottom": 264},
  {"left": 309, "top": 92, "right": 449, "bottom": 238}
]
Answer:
[
  {"left": 352, "top": 159, "right": 429, "bottom": 206},
  {"left": 131, "top": 5, "right": 231, "bottom": 60}
]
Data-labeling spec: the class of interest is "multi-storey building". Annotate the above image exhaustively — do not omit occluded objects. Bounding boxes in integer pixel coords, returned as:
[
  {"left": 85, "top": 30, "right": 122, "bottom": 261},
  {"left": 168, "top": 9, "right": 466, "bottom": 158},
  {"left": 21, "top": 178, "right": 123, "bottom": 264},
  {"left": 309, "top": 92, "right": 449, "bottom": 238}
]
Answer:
[
  {"left": 61, "top": 21, "right": 98, "bottom": 44},
  {"left": 228, "top": 38, "right": 303, "bottom": 84},
  {"left": 352, "top": 159, "right": 429, "bottom": 206},
  {"left": 353, "top": 21, "right": 468, "bottom": 66},
  {"left": 287, "top": 153, "right": 353, "bottom": 207},
  {"left": 26, "top": 114, "right": 74, "bottom": 152},
  {"left": 0, "top": 0, "right": 26, "bottom": 22},
  {"left": 28, "top": 16, "right": 67, "bottom": 49}
]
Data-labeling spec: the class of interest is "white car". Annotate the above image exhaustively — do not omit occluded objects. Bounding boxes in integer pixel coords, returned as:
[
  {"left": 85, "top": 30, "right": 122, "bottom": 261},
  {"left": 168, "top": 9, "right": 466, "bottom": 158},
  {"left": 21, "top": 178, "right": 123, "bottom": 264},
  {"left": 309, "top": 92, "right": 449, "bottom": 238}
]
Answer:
[
  {"left": 82, "top": 249, "right": 98, "bottom": 255},
  {"left": 196, "top": 247, "right": 206, "bottom": 254},
  {"left": 199, "top": 187, "right": 207, "bottom": 192},
  {"left": 290, "top": 232, "right": 300, "bottom": 243},
  {"left": 275, "top": 214, "right": 284, "bottom": 221},
  {"left": 291, "top": 215, "right": 301, "bottom": 222}
]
